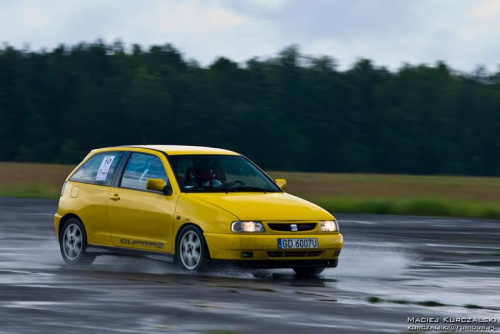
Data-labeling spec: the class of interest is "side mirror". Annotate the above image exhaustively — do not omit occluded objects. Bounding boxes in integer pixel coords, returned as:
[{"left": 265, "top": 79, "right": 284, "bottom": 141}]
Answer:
[
  {"left": 274, "top": 178, "right": 287, "bottom": 191},
  {"left": 146, "top": 178, "right": 172, "bottom": 195}
]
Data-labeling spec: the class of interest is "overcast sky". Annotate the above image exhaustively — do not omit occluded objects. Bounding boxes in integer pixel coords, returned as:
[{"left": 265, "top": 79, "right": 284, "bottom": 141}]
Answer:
[{"left": 1, "top": 0, "right": 499, "bottom": 71}]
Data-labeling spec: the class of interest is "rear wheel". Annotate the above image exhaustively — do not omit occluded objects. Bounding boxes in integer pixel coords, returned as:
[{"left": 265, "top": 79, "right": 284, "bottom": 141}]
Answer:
[
  {"left": 60, "top": 218, "right": 95, "bottom": 265},
  {"left": 176, "top": 225, "right": 209, "bottom": 272},
  {"left": 293, "top": 267, "right": 325, "bottom": 277}
]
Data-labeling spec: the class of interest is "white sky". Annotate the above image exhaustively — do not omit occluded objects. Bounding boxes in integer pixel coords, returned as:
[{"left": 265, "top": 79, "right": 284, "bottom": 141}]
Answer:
[{"left": 1, "top": 0, "right": 500, "bottom": 71}]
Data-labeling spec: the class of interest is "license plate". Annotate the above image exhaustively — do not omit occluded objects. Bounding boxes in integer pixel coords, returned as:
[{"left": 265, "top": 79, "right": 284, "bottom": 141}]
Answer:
[{"left": 278, "top": 238, "right": 318, "bottom": 249}]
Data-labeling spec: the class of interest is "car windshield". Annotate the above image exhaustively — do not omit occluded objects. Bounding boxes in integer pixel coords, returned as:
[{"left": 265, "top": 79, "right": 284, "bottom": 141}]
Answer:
[{"left": 168, "top": 155, "right": 281, "bottom": 193}]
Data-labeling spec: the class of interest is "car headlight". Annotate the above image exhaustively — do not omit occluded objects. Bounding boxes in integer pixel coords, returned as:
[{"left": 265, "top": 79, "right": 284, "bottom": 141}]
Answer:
[
  {"left": 231, "top": 221, "right": 265, "bottom": 232},
  {"left": 321, "top": 220, "right": 339, "bottom": 232}
]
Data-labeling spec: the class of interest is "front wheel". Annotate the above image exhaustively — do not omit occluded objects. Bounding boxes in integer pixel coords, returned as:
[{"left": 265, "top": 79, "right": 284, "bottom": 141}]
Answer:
[
  {"left": 176, "top": 225, "right": 209, "bottom": 272},
  {"left": 59, "top": 218, "right": 95, "bottom": 265},
  {"left": 293, "top": 267, "right": 325, "bottom": 277}
]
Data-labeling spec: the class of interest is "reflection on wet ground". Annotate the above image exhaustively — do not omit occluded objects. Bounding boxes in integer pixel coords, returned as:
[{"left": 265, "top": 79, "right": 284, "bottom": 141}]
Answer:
[{"left": 0, "top": 198, "right": 499, "bottom": 333}]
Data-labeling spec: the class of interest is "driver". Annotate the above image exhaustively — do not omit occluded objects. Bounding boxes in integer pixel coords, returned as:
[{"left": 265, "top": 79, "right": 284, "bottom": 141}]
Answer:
[
  {"left": 189, "top": 159, "right": 236, "bottom": 188},
  {"left": 191, "top": 159, "right": 222, "bottom": 187}
]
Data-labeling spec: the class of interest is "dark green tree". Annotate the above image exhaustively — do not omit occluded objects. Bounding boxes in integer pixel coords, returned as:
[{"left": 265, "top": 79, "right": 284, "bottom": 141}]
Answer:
[{"left": 0, "top": 41, "right": 499, "bottom": 176}]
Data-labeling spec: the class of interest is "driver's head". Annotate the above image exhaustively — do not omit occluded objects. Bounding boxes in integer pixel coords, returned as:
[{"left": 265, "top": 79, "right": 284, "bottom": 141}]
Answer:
[{"left": 192, "top": 159, "right": 215, "bottom": 182}]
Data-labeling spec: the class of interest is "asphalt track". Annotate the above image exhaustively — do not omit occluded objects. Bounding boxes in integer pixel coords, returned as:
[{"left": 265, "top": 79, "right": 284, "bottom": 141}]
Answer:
[{"left": 0, "top": 198, "right": 499, "bottom": 334}]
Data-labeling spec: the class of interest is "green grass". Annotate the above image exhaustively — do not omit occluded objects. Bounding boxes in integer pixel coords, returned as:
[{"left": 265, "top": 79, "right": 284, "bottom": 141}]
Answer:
[
  {"left": 464, "top": 304, "right": 483, "bottom": 309},
  {"left": 417, "top": 300, "right": 446, "bottom": 307},
  {"left": 313, "top": 197, "right": 500, "bottom": 219},
  {"left": 367, "top": 296, "right": 382, "bottom": 303},
  {"left": 1, "top": 162, "right": 500, "bottom": 219},
  {"left": 266, "top": 170, "right": 500, "bottom": 218},
  {"left": 367, "top": 296, "right": 498, "bottom": 310},
  {"left": 0, "top": 162, "right": 72, "bottom": 199},
  {"left": 0, "top": 184, "right": 62, "bottom": 199}
]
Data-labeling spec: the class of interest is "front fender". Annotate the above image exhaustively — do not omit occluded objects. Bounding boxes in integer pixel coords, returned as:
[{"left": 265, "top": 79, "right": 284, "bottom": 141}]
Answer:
[{"left": 173, "top": 193, "right": 238, "bottom": 238}]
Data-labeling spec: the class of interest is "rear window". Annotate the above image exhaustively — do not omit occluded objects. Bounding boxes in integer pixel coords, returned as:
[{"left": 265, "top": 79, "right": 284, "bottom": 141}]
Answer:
[{"left": 70, "top": 152, "right": 124, "bottom": 186}]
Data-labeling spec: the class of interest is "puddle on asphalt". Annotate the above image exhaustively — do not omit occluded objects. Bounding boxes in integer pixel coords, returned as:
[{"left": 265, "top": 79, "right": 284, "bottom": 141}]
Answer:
[
  {"left": 3, "top": 301, "right": 70, "bottom": 310},
  {"left": 4, "top": 235, "right": 500, "bottom": 316}
]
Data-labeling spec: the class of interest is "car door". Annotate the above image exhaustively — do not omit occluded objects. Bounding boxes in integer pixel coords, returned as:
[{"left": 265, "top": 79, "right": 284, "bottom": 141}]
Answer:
[{"left": 107, "top": 151, "right": 177, "bottom": 253}]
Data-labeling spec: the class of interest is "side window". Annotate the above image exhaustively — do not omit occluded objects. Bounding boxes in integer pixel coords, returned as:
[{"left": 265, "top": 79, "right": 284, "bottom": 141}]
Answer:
[
  {"left": 120, "top": 153, "right": 169, "bottom": 191},
  {"left": 70, "top": 152, "right": 124, "bottom": 186}
]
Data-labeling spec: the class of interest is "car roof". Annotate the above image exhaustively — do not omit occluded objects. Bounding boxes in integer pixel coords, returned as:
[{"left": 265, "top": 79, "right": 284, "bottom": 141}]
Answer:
[{"left": 94, "top": 145, "right": 239, "bottom": 156}]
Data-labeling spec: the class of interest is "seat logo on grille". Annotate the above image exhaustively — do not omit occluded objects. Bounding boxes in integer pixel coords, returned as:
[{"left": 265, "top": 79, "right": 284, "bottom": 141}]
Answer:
[{"left": 291, "top": 224, "right": 298, "bottom": 232}]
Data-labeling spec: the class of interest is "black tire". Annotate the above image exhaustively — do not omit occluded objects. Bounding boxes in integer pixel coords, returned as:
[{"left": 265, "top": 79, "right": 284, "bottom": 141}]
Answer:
[
  {"left": 176, "top": 225, "right": 209, "bottom": 272},
  {"left": 59, "top": 218, "right": 95, "bottom": 265},
  {"left": 293, "top": 267, "right": 325, "bottom": 277}
]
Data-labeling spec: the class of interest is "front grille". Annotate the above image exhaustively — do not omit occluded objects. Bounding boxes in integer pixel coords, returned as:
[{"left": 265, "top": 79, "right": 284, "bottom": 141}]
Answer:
[
  {"left": 268, "top": 223, "right": 317, "bottom": 232},
  {"left": 267, "top": 251, "right": 323, "bottom": 258}
]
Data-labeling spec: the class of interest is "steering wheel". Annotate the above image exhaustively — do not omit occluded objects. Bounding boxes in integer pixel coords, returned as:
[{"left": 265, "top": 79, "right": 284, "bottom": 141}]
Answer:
[{"left": 221, "top": 180, "right": 245, "bottom": 188}]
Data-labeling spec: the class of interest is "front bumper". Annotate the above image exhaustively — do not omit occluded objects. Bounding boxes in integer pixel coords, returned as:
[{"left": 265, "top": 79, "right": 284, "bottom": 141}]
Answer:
[
  {"left": 54, "top": 213, "right": 63, "bottom": 239},
  {"left": 204, "top": 232, "right": 343, "bottom": 266}
]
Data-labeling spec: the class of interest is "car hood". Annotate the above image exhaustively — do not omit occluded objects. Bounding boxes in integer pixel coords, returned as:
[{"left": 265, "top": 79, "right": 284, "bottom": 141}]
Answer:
[{"left": 186, "top": 192, "right": 333, "bottom": 221}]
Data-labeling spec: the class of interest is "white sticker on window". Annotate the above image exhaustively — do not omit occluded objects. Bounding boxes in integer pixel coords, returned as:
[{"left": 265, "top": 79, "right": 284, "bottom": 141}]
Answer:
[{"left": 95, "top": 156, "right": 115, "bottom": 181}]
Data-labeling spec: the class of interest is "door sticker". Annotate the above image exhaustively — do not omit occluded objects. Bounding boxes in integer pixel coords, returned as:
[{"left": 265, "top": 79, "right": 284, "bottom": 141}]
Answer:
[{"left": 96, "top": 156, "right": 115, "bottom": 181}]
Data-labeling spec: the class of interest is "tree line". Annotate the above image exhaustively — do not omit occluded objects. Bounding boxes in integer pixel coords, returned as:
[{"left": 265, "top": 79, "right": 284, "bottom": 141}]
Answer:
[{"left": 0, "top": 41, "right": 499, "bottom": 175}]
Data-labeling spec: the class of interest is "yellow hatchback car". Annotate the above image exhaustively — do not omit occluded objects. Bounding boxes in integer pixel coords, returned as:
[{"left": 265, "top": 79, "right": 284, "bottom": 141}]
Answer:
[{"left": 55, "top": 145, "right": 343, "bottom": 276}]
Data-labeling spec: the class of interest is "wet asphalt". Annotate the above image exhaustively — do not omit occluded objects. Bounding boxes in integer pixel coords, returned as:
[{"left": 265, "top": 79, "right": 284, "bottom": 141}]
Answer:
[{"left": 0, "top": 198, "right": 499, "bottom": 334}]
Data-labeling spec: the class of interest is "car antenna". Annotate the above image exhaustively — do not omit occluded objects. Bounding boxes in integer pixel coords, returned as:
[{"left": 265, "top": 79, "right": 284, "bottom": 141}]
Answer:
[
  {"left": 132, "top": 114, "right": 148, "bottom": 145},
  {"left": 137, "top": 123, "right": 148, "bottom": 145}
]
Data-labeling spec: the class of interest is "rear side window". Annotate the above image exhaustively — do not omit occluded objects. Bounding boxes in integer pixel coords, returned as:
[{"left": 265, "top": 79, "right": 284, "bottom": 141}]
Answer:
[{"left": 70, "top": 152, "right": 124, "bottom": 186}]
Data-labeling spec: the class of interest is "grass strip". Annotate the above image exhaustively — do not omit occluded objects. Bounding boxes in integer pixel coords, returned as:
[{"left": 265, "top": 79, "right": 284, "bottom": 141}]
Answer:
[
  {"left": 1, "top": 162, "right": 500, "bottom": 219},
  {"left": 0, "top": 184, "right": 61, "bottom": 199},
  {"left": 313, "top": 197, "right": 500, "bottom": 219}
]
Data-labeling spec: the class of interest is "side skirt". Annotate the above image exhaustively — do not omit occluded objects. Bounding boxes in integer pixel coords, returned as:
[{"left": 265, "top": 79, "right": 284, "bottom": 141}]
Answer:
[{"left": 86, "top": 245, "right": 175, "bottom": 263}]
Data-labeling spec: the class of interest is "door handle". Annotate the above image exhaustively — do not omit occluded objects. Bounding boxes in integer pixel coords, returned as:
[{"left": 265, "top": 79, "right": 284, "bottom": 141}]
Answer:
[{"left": 109, "top": 193, "right": 120, "bottom": 200}]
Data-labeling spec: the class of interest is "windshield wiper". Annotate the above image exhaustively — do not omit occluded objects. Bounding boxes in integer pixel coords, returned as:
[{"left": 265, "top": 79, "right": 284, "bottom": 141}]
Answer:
[{"left": 184, "top": 186, "right": 224, "bottom": 192}]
